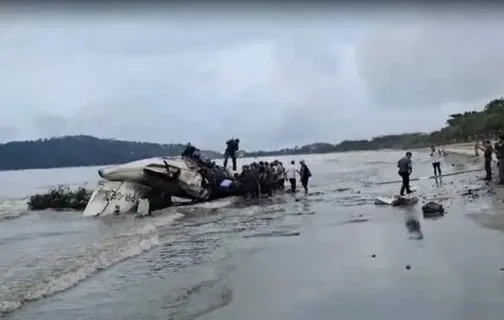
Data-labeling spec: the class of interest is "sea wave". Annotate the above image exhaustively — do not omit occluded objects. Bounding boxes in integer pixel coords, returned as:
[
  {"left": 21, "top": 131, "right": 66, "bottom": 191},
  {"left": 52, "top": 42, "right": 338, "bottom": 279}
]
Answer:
[
  {"left": 0, "top": 198, "right": 29, "bottom": 222},
  {"left": 0, "top": 232, "right": 160, "bottom": 315}
]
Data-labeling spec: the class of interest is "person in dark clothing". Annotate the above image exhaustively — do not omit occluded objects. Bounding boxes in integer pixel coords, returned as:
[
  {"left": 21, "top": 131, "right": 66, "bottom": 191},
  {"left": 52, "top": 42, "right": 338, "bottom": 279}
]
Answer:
[
  {"left": 397, "top": 152, "right": 413, "bottom": 196},
  {"left": 182, "top": 143, "right": 210, "bottom": 168},
  {"left": 482, "top": 140, "right": 494, "bottom": 181},
  {"left": 496, "top": 136, "right": 504, "bottom": 184},
  {"left": 263, "top": 161, "right": 274, "bottom": 197},
  {"left": 258, "top": 162, "right": 267, "bottom": 195},
  {"left": 223, "top": 138, "right": 240, "bottom": 171},
  {"left": 299, "top": 160, "right": 311, "bottom": 194},
  {"left": 249, "top": 163, "right": 260, "bottom": 199},
  {"left": 181, "top": 143, "right": 196, "bottom": 157},
  {"left": 238, "top": 165, "right": 254, "bottom": 199}
]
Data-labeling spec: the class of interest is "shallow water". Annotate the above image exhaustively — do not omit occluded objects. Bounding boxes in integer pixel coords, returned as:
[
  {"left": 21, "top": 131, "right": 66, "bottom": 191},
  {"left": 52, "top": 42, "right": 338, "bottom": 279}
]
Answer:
[{"left": 1, "top": 150, "right": 504, "bottom": 319}]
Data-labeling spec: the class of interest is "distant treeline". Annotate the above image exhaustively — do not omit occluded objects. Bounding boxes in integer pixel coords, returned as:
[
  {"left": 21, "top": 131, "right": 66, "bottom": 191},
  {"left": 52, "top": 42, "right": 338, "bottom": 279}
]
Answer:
[
  {"left": 244, "top": 97, "right": 504, "bottom": 156},
  {"left": 1, "top": 97, "right": 502, "bottom": 170},
  {"left": 0, "top": 135, "right": 221, "bottom": 171}
]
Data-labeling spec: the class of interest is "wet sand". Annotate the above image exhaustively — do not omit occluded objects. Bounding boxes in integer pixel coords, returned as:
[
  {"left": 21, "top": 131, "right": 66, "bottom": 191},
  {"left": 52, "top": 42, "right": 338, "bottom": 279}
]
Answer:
[
  {"left": 201, "top": 192, "right": 504, "bottom": 319},
  {"left": 203, "top": 151, "right": 504, "bottom": 320},
  {"left": 3, "top": 150, "right": 504, "bottom": 319}
]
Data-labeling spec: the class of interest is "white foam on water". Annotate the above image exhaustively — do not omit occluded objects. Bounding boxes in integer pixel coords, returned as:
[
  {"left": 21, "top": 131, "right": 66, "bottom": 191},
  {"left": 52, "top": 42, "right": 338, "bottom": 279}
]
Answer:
[
  {"left": 124, "top": 212, "right": 184, "bottom": 236},
  {"left": 0, "top": 234, "right": 160, "bottom": 315},
  {"left": 0, "top": 189, "right": 237, "bottom": 315},
  {"left": 0, "top": 211, "right": 186, "bottom": 315},
  {"left": 0, "top": 198, "right": 29, "bottom": 221}
]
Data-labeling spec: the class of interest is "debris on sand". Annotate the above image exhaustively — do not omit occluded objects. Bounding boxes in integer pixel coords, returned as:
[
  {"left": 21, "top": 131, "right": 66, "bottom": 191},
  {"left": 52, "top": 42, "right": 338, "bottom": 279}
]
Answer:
[
  {"left": 406, "top": 265, "right": 411, "bottom": 270},
  {"left": 461, "top": 190, "right": 480, "bottom": 198},
  {"left": 461, "top": 185, "right": 484, "bottom": 198},
  {"left": 422, "top": 202, "right": 445, "bottom": 218},
  {"left": 375, "top": 196, "right": 419, "bottom": 206}
]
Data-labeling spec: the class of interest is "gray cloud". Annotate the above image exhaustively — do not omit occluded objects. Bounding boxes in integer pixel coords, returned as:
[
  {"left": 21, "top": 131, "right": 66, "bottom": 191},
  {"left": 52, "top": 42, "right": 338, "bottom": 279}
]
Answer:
[
  {"left": 1, "top": 8, "right": 503, "bottom": 150},
  {"left": 34, "top": 114, "right": 67, "bottom": 138},
  {"left": 356, "top": 19, "right": 504, "bottom": 111},
  {"left": 0, "top": 125, "right": 18, "bottom": 143}
]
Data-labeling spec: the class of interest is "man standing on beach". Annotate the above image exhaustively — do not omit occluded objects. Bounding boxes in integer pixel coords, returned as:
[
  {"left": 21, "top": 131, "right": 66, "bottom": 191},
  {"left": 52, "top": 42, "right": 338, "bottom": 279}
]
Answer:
[
  {"left": 286, "top": 160, "right": 297, "bottom": 193},
  {"left": 397, "top": 152, "right": 413, "bottom": 196},
  {"left": 430, "top": 146, "right": 442, "bottom": 178},
  {"left": 482, "top": 140, "right": 494, "bottom": 181},
  {"left": 495, "top": 136, "right": 504, "bottom": 184},
  {"left": 299, "top": 160, "right": 312, "bottom": 194}
]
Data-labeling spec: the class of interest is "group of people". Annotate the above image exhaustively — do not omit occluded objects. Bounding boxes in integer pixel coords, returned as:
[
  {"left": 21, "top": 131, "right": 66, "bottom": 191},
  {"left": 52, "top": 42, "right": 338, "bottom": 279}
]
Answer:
[
  {"left": 236, "top": 160, "right": 312, "bottom": 199},
  {"left": 478, "top": 137, "right": 504, "bottom": 183},
  {"left": 396, "top": 137, "right": 504, "bottom": 196},
  {"left": 181, "top": 139, "right": 313, "bottom": 200}
]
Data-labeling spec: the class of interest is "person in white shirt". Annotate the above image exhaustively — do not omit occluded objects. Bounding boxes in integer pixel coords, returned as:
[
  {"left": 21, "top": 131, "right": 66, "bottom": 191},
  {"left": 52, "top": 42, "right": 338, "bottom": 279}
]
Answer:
[
  {"left": 430, "top": 146, "right": 442, "bottom": 178},
  {"left": 275, "top": 161, "right": 285, "bottom": 190},
  {"left": 285, "top": 160, "right": 297, "bottom": 192}
]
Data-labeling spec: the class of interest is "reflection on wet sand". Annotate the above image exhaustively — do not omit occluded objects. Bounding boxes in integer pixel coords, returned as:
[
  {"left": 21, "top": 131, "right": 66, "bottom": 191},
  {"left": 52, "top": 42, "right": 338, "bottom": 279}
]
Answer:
[{"left": 404, "top": 212, "right": 423, "bottom": 240}]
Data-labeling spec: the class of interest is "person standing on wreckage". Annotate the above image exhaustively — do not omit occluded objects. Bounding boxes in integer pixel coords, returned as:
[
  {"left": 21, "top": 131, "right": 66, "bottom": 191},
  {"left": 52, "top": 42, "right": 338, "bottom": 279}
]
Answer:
[
  {"left": 223, "top": 138, "right": 240, "bottom": 171},
  {"left": 397, "top": 152, "right": 413, "bottom": 196},
  {"left": 181, "top": 143, "right": 197, "bottom": 157}
]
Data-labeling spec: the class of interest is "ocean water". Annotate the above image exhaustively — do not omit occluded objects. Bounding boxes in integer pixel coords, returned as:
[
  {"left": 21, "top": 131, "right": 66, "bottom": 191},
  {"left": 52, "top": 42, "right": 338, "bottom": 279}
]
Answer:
[{"left": 1, "top": 150, "right": 504, "bottom": 320}]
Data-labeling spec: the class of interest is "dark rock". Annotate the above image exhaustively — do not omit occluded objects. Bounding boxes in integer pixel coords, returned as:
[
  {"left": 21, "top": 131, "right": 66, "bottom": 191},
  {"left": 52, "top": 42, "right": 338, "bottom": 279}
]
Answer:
[
  {"left": 371, "top": 254, "right": 376, "bottom": 258},
  {"left": 421, "top": 201, "right": 445, "bottom": 218},
  {"left": 406, "top": 265, "right": 411, "bottom": 270},
  {"left": 391, "top": 196, "right": 419, "bottom": 206}
]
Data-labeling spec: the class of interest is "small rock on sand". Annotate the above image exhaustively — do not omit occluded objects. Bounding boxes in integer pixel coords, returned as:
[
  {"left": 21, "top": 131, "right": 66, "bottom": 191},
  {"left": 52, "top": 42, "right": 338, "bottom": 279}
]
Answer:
[{"left": 406, "top": 265, "right": 411, "bottom": 270}]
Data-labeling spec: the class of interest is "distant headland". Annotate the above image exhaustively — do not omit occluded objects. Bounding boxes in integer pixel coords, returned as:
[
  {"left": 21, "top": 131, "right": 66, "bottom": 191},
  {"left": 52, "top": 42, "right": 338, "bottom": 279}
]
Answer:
[{"left": 0, "top": 97, "right": 502, "bottom": 171}]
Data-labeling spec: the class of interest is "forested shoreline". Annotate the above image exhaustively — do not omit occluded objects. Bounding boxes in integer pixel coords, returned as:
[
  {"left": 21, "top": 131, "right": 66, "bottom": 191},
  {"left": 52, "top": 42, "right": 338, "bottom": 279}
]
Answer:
[{"left": 1, "top": 97, "right": 502, "bottom": 171}]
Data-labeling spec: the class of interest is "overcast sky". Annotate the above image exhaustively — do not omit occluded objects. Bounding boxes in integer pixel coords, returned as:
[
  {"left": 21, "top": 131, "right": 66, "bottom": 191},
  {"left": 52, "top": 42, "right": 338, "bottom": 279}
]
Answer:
[{"left": 1, "top": 4, "right": 504, "bottom": 151}]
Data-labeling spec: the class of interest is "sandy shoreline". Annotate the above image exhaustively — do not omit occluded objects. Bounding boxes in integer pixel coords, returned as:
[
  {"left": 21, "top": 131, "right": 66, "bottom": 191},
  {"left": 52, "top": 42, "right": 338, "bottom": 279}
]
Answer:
[
  {"left": 5, "top": 150, "right": 504, "bottom": 320},
  {"left": 442, "top": 142, "right": 480, "bottom": 158}
]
